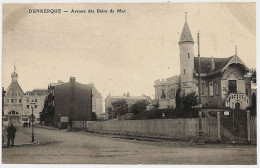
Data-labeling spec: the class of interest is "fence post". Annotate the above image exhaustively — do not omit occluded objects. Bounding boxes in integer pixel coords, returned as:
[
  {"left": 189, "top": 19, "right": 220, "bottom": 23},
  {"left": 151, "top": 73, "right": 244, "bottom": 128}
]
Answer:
[
  {"left": 247, "top": 110, "right": 251, "bottom": 144},
  {"left": 217, "top": 112, "right": 221, "bottom": 142}
]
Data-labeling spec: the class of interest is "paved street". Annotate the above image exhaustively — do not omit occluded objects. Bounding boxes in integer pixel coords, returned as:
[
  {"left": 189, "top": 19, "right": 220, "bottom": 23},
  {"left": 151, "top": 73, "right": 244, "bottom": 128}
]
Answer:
[{"left": 2, "top": 124, "right": 257, "bottom": 164}]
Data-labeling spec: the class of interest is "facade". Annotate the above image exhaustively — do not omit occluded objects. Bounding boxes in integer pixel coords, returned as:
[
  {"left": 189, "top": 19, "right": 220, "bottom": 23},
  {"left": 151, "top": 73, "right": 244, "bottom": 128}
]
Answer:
[
  {"left": 154, "top": 15, "right": 252, "bottom": 110},
  {"left": 3, "top": 69, "right": 48, "bottom": 124},
  {"left": 105, "top": 92, "right": 151, "bottom": 119},
  {"left": 86, "top": 83, "right": 103, "bottom": 118},
  {"left": 42, "top": 77, "right": 92, "bottom": 128}
]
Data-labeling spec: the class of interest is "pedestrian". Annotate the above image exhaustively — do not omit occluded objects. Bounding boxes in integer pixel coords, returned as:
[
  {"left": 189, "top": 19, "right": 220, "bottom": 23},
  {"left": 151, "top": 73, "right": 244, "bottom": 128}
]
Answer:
[
  {"left": 28, "top": 121, "right": 31, "bottom": 127},
  {"left": 7, "top": 123, "right": 17, "bottom": 147}
]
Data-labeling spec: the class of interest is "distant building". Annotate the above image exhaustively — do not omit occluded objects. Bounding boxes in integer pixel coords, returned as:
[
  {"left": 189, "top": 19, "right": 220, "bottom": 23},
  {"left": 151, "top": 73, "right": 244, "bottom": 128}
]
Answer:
[
  {"left": 3, "top": 67, "right": 47, "bottom": 124},
  {"left": 105, "top": 92, "right": 151, "bottom": 119},
  {"left": 154, "top": 14, "right": 252, "bottom": 110},
  {"left": 42, "top": 77, "right": 92, "bottom": 128}
]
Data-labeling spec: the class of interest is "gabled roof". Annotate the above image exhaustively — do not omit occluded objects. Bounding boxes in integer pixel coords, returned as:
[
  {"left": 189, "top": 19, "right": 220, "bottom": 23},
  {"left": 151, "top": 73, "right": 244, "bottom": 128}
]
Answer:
[
  {"left": 179, "top": 21, "right": 194, "bottom": 44},
  {"left": 6, "top": 81, "right": 24, "bottom": 95},
  {"left": 194, "top": 56, "right": 233, "bottom": 74},
  {"left": 194, "top": 55, "right": 248, "bottom": 76}
]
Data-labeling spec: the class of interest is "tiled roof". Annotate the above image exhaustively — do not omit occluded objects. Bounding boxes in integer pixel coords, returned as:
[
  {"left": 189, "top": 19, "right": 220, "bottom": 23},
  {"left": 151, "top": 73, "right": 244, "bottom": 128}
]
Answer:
[
  {"left": 194, "top": 56, "right": 234, "bottom": 74},
  {"left": 179, "top": 21, "right": 194, "bottom": 44},
  {"left": 31, "top": 89, "right": 48, "bottom": 96},
  {"left": 6, "top": 81, "right": 24, "bottom": 95}
]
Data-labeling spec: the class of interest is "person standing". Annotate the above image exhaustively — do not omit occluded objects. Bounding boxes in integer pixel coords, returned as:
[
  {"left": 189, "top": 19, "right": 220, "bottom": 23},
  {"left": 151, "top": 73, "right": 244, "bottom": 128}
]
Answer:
[{"left": 7, "top": 123, "right": 17, "bottom": 147}]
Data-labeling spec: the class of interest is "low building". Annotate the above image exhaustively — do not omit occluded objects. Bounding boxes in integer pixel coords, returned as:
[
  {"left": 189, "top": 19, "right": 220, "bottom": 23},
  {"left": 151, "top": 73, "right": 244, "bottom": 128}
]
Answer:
[{"left": 105, "top": 92, "right": 151, "bottom": 119}]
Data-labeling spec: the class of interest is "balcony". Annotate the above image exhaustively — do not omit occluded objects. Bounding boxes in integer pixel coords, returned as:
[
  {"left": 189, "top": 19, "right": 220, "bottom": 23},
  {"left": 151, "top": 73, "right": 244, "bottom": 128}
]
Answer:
[{"left": 225, "top": 93, "right": 249, "bottom": 110}]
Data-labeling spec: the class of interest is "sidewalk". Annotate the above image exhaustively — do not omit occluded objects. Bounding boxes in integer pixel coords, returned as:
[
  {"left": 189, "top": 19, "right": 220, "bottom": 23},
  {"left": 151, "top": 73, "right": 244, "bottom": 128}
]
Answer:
[{"left": 2, "top": 124, "right": 37, "bottom": 148}]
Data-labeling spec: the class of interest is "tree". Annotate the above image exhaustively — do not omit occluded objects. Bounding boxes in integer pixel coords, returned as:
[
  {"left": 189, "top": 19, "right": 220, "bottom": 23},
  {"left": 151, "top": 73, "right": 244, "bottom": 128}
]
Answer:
[
  {"left": 130, "top": 100, "right": 148, "bottom": 114},
  {"left": 250, "top": 68, "right": 256, "bottom": 84},
  {"left": 106, "top": 107, "right": 115, "bottom": 119},
  {"left": 112, "top": 99, "right": 128, "bottom": 117},
  {"left": 175, "top": 88, "right": 181, "bottom": 108},
  {"left": 91, "top": 112, "right": 97, "bottom": 121},
  {"left": 180, "top": 92, "right": 198, "bottom": 112}
]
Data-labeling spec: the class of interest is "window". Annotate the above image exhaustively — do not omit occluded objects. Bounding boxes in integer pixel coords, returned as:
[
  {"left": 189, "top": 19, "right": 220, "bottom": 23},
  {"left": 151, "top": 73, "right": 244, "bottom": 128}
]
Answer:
[
  {"left": 8, "top": 111, "right": 18, "bottom": 115},
  {"left": 11, "top": 92, "right": 17, "bottom": 97},
  {"left": 35, "top": 99, "right": 37, "bottom": 102},
  {"left": 169, "top": 89, "right": 175, "bottom": 99},
  {"left": 35, "top": 105, "right": 38, "bottom": 109},
  {"left": 11, "top": 99, "right": 14, "bottom": 103},
  {"left": 184, "top": 69, "right": 186, "bottom": 75},
  {"left": 19, "top": 99, "right": 22, "bottom": 103},
  {"left": 27, "top": 105, "right": 30, "bottom": 109},
  {"left": 6, "top": 99, "right": 9, "bottom": 103},
  {"left": 161, "top": 89, "right": 166, "bottom": 99},
  {"left": 209, "top": 82, "right": 213, "bottom": 96},
  {"left": 27, "top": 98, "right": 29, "bottom": 102},
  {"left": 188, "top": 53, "right": 190, "bottom": 58},
  {"left": 214, "top": 81, "right": 218, "bottom": 95},
  {"left": 201, "top": 83, "right": 205, "bottom": 96},
  {"left": 228, "top": 80, "right": 237, "bottom": 94}
]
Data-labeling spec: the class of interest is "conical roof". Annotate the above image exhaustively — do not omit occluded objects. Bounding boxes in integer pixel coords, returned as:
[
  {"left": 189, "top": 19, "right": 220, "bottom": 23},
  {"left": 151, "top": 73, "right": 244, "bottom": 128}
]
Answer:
[{"left": 179, "top": 21, "right": 194, "bottom": 44}]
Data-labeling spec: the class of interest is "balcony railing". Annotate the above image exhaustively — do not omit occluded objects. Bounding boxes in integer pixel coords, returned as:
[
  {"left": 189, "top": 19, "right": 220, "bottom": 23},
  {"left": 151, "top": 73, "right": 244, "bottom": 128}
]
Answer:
[{"left": 225, "top": 93, "right": 249, "bottom": 110}]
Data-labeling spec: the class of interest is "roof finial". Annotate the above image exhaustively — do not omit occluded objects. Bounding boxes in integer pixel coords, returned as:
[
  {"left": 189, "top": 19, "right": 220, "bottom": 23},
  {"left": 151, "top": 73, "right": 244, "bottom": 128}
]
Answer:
[
  {"left": 235, "top": 45, "right": 237, "bottom": 56},
  {"left": 185, "top": 12, "right": 187, "bottom": 22},
  {"left": 14, "top": 61, "right": 16, "bottom": 73}
]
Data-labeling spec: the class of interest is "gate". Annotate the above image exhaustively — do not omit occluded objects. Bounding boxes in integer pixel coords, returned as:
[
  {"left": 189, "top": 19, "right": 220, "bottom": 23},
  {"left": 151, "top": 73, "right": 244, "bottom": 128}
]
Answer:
[{"left": 221, "top": 109, "right": 247, "bottom": 142}]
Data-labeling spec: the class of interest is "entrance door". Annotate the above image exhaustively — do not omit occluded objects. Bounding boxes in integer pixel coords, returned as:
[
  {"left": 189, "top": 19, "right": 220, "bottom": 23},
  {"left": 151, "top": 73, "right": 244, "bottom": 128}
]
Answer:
[
  {"left": 235, "top": 102, "right": 240, "bottom": 110},
  {"left": 9, "top": 116, "right": 20, "bottom": 123},
  {"left": 8, "top": 110, "right": 20, "bottom": 124}
]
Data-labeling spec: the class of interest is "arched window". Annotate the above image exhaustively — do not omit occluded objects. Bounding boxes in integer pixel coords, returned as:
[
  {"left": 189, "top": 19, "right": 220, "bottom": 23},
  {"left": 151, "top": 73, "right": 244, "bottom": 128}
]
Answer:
[
  {"left": 11, "top": 92, "right": 17, "bottom": 97},
  {"left": 8, "top": 110, "right": 19, "bottom": 115}
]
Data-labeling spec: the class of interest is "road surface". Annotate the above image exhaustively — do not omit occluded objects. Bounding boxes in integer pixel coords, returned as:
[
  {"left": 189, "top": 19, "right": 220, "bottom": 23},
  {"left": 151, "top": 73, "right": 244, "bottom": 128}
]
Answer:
[{"left": 2, "top": 124, "right": 257, "bottom": 164}]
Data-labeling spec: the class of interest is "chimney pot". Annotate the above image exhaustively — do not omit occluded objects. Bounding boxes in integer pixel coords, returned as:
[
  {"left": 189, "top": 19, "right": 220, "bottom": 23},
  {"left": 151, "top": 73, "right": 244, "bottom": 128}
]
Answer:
[{"left": 70, "top": 77, "right": 76, "bottom": 82}]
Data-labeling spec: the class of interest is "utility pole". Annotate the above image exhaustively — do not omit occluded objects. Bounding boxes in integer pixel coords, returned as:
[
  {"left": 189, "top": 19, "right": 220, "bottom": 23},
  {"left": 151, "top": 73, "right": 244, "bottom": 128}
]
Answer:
[{"left": 197, "top": 31, "right": 204, "bottom": 144}]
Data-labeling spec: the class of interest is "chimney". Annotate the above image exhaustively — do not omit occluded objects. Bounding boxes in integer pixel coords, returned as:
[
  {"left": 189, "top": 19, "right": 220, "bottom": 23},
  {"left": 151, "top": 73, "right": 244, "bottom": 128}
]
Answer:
[
  {"left": 211, "top": 57, "right": 215, "bottom": 71},
  {"left": 58, "top": 80, "right": 62, "bottom": 83},
  {"left": 70, "top": 77, "right": 76, "bottom": 82},
  {"left": 127, "top": 92, "right": 130, "bottom": 97}
]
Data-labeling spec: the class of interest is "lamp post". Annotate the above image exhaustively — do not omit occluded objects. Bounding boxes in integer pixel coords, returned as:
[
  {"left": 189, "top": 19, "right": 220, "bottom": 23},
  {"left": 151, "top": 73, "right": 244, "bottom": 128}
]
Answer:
[
  {"left": 197, "top": 31, "right": 204, "bottom": 144},
  {"left": 30, "top": 100, "right": 35, "bottom": 142}
]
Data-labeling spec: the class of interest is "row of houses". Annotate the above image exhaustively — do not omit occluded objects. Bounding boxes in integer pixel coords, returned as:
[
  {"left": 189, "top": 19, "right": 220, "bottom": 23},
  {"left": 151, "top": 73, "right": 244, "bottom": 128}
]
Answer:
[{"left": 2, "top": 70, "right": 103, "bottom": 127}]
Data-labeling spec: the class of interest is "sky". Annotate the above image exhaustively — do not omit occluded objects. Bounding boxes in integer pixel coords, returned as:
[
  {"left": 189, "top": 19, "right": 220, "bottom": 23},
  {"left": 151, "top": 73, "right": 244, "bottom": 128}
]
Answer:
[{"left": 2, "top": 2, "right": 256, "bottom": 100}]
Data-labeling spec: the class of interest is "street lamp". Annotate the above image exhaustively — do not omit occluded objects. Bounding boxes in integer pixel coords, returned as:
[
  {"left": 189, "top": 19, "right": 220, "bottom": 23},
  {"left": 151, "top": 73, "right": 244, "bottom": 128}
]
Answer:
[{"left": 30, "top": 100, "right": 35, "bottom": 142}]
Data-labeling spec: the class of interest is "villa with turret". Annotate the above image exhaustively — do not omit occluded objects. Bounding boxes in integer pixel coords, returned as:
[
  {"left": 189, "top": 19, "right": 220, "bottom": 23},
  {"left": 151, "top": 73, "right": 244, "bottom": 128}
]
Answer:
[{"left": 154, "top": 15, "right": 251, "bottom": 110}]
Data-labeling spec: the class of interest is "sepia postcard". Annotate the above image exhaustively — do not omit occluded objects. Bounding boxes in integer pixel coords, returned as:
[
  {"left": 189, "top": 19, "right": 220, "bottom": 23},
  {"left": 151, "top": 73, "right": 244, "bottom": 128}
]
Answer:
[{"left": 1, "top": 1, "right": 257, "bottom": 166}]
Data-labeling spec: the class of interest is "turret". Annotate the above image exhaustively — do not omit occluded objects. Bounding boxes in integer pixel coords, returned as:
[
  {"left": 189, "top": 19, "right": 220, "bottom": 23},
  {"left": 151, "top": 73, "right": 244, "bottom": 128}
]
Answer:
[{"left": 179, "top": 13, "right": 194, "bottom": 95}]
